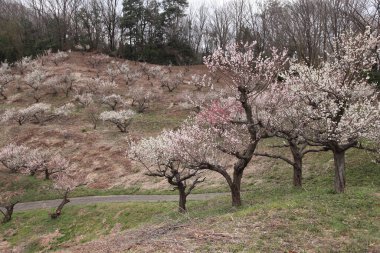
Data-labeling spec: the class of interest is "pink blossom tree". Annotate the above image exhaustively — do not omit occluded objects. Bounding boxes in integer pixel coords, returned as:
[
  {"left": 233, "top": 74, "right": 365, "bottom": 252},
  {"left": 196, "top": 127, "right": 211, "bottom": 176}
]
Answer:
[{"left": 194, "top": 43, "right": 288, "bottom": 206}]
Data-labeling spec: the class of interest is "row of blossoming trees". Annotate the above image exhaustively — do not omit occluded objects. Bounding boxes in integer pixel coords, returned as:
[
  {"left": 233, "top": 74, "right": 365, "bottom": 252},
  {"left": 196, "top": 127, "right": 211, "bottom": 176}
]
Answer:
[
  {"left": 129, "top": 28, "right": 380, "bottom": 212},
  {"left": 0, "top": 49, "right": 207, "bottom": 222}
]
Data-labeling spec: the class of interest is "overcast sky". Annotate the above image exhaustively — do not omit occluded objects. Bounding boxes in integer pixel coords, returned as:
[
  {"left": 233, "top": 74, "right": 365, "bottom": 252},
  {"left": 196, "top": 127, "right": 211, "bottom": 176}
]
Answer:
[{"left": 188, "top": 0, "right": 225, "bottom": 8}]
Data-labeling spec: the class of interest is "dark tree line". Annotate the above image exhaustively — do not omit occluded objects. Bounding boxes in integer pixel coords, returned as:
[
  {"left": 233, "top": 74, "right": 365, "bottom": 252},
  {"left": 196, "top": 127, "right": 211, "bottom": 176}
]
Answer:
[{"left": 0, "top": 0, "right": 379, "bottom": 70}]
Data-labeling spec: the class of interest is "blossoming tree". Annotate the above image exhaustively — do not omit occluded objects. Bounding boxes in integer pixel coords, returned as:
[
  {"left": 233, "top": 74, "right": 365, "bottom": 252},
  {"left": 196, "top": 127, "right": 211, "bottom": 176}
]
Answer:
[
  {"left": 23, "top": 68, "right": 49, "bottom": 102},
  {"left": 1, "top": 103, "right": 73, "bottom": 125},
  {"left": 284, "top": 28, "right": 380, "bottom": 193},
  {"left": 194, "top": 43, "right": 288, "bottom": 206},
  {"left": 99, "top": 110, "right": 136, "bottom": 133},
  {"left": 252, "top": 84, "right": 328, "bottom": 187},
  {"left": 128, "top": 130, "right": 205, "bottom": 213}
]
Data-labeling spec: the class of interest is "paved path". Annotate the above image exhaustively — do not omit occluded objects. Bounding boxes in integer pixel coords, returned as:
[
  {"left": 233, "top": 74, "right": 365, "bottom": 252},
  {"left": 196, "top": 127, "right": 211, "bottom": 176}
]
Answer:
[{"left": 12, "top": 193, "right": 228, "bottom": 211}]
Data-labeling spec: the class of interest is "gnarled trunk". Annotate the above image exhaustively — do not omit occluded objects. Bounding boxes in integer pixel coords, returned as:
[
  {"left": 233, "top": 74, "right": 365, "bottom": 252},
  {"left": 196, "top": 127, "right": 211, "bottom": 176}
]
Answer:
[
  {"left": 1, "top": 202, "right": 17, "bottom": 223},
  {"left": 290, "top": 144, "right": 303, "bottom": 187},
  {"left": 51, "top": 190, "right": 70, "bottom": 219},
  {"left": 178, "top": 185, "right": 187, "bottom": 213},
  {"left": 333, "top": 150, "right": 346, "bottom": 193},
  {"left": 230, "top": 170, "right": 243, "bottom": 207}
]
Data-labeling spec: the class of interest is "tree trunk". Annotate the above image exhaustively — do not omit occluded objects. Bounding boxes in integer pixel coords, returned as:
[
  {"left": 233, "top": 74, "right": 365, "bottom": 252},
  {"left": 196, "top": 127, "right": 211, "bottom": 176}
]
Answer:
[
  {"left": 44, "top": 169, "right": 50, "bottom": 180},
  {"left": 230, "top": 171, "right": 243, "bottom": 207},
  {"left": 51, "top": 190, "right": 70, "bottom": 219},
  {"left": 1, "top": 203, "right": 17, "bottom": 223},
  {"left": 333, "top": 150, "right": 346, "bottom": 193},
  {"left": 292, "top": 160, "right": 302, "bottom": 188},
  {"left": 178, "top": 185, "right": 187, "bottom": 213},
  {"left": 290, "top": 144, "right": 303, "bottom": 187}
]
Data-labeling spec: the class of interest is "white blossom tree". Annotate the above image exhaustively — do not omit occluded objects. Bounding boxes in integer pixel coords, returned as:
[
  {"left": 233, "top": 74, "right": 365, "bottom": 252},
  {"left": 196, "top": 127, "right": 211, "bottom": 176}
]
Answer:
[
  {"left": 159, "top": 71, "right": 185, "bottom": 92},
  {"left": 190, "top": 74, "right": 212, "bottom": 91},
  {"left": 73, "top": 93, "right": 94, "bottom": 107},
  {"left": 1, "top": 103, "right": 73, "bottom": 125},
  {"left": 15, "top": 56, "right": 34, "bottom": 75},
  {"left": 51, "top": 51, "right": 69, "bottom": 66},
  {"left": 94, "top": 79, "right": 118, "bottom": 95},
  {"left": 120, "top": 63, "right": 142, "bottom": 86},
  {"left": 59, "top": 71, "right": 77, "bottom": 97},
  {"left": 99, "top": 110, "right": 136, "bottom": 133},
  {"left": 27, "top": 151, "right": 70, "bottom": 180},
  {"left": 283, "top": 28, "right": 380, "bottom": 193},
  {"left": 101, "top": 94, "right": 125, "bottom": 110},
  {"left": 23, "top": 68, "right": 49, "bottom": 102},
  {"left": 129, "top": 87, "right": 160, "bottom": 113},
  {"left": 250, "top": 84, "right": 328, "bottom": 187},
  {"left": 129, "top": 131, "right": 205, "bottom": 213},
  {"left": 0, "top": 144, "right": 31, "bottom": 173},
  {"left": 0, "top": 144, "right": 70, "bottom": 179},
  {"left": 106, "top": 62, "right": 122, "bottom": 82}
]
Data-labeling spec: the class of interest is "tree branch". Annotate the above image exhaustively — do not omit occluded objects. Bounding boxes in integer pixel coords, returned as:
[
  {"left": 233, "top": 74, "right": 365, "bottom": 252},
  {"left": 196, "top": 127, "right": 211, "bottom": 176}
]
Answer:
[{"left": 254, "top": 152, "right": 295, "bottom": 166}]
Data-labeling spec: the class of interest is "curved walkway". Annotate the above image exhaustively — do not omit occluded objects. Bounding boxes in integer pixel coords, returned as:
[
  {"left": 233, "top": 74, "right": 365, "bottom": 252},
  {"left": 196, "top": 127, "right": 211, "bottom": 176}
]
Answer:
[{"left": 13, "top": 193, "right": 228, "bottom": 211}]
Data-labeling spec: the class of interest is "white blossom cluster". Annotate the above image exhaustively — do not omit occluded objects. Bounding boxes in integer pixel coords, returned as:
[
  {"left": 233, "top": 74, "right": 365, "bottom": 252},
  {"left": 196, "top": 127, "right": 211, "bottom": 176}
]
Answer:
[
  {"left": 99, "top": 109, "right": 136, "bottom": 132},
  {"left": 88, "top": 54, "right": 111, "bottom": 68},
  {"left": 190, "top": 74, "right": 212, "bottom": 91},
  {"left": 159, "top": 71, "right": 185, "bottom": 92},
  {"left": 120, "top": 63, "right": 142, "bottom": 86},
  {"left": 1, "top": 103, "right": 73, "bottom": 125},
  {"left": 0, "top": 143, "right": 69, "bottom": 178},
  {"left": 51, "top": 50, "right": 69, "bottom": 65},
  {"left": 106, "top": 62, "right": 122, "bottom": 82},
  {"left": 129, "top": 86, "right": 160, "bottom": 113},
  {"left": 101, "top": 94, "right": 125, "bottom": 110}
]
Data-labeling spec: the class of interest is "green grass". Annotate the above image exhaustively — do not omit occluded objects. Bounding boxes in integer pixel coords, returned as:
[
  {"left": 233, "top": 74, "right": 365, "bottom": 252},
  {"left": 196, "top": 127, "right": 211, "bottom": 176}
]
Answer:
[
  {"left": 0, "top": 202, "right": 177, "bottom": 252},
  {"left": 131, "top": 110, "right": 188, "bottom": 134},
  {"left": 1, "top": 148, "right": 379, "bottom": 252}
]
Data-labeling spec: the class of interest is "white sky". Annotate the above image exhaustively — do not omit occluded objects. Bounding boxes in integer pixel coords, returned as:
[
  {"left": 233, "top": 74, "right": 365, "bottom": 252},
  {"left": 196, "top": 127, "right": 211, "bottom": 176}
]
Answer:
[{"left": 188, "top": 0, "right": 226, "bottom": 8}]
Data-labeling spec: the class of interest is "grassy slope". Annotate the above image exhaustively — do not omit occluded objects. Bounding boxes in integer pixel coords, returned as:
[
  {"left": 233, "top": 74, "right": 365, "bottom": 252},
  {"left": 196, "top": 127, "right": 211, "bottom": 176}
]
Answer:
[{"left": 1, "top": 148, "right": 379, "bottom": 252}]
